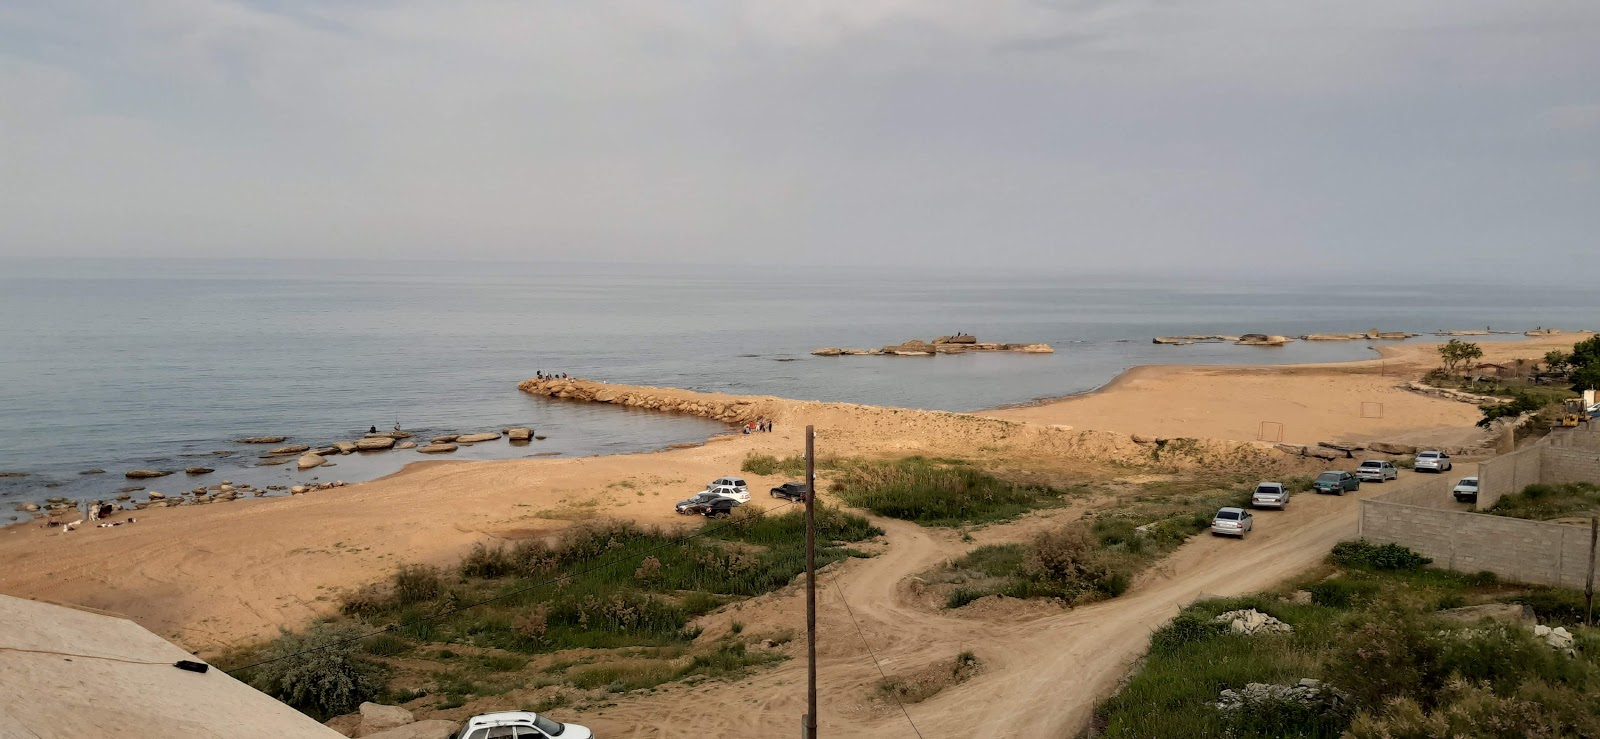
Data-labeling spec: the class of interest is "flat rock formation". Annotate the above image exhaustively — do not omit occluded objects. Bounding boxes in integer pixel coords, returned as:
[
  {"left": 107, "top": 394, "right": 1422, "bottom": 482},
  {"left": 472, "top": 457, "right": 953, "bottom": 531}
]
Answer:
[
  {"left": 235, "top": 436, "right": 287, "bottom": 444},
  {"left": 416, "top": 443, "right": 458, "bottom": 454},
  {"left": 814, "top": 335, "right": 1052, "bottom": 356},
  {"left": 455, "top": 432, "right": 502, "bottom": 443},
  {"left": 520, "top": 377, "right": 774, "bottom": 424},
  {"left": 124, "top": 470, "right": 172, "bottom": 479},
  {"left": 1299, "top": 333, "right": 1367, "bottom": 341},
  {"left": 1236, "top": 334, "right": 1294, "bottom": 346},
  {"left": 1153, "top": 335, "right": 1239, "bottom": 344},
  {"left": 354, "top": 437, "right": 396, "bottom": 451}
]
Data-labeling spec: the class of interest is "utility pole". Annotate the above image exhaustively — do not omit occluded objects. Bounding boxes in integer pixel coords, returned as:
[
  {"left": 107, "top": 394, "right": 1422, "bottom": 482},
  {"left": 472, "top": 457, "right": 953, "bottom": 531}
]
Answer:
[{"left": 803, "top": 425, "right": 818, "bottom": 739}]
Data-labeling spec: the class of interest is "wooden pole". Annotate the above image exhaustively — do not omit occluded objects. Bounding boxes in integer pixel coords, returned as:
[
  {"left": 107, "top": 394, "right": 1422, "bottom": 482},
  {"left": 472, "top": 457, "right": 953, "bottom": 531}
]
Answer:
[
  {"left": 804, "top": 425, "right": 818, "bottom": 738},
  {"left": 1586, "top": 516, "right": 1597, "bottom": 627}
]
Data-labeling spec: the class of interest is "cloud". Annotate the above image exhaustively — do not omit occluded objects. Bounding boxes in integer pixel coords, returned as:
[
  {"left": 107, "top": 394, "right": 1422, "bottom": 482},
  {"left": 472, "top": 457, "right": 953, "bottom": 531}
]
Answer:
[{"left": 0, "top": 0, "right": 1597, "bottom": 277}]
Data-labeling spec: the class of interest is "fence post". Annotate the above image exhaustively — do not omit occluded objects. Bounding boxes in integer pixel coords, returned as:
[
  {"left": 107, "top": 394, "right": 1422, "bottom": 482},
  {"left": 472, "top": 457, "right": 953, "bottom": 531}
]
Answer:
[{"left": 1587, "top": 516, "right": 1597, "bottom": 627}]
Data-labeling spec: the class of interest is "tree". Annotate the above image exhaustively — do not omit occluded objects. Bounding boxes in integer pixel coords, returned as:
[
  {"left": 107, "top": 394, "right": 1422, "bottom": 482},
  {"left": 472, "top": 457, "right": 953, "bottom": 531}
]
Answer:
[
  {"left": 1544, "top": 350, "right": 1572, "bottom": 374},
  {"left": 1571, "top": 336, "right": 1600, "bottom": 368},
  {"left": 1438, "top": 339, "right": 1483, "bottom": 374},
  {"left": 1574, "top": 364, "right": 1600, "bottom": 393}
]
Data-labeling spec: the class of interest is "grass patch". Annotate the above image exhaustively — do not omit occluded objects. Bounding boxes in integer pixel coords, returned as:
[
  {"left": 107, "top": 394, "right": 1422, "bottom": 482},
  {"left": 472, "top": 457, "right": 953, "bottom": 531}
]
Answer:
[
  {"left": 831, "top": 456, "right": 1065, "bottom": 526},
  {"left": 229, "top": 507, "right": 877, "bottom": 720},
  {"left": 740, "top": 453, "right": 809, "bottom": 477},
  {"left": 1094, "top": 541, "right": 1600, "bottom": 738},
  {"left": 876, "top": 651, "right": 983, "bottom": 705},
  {"left": 1484, "top": 482, "right": 1600, "bottom": 521}
]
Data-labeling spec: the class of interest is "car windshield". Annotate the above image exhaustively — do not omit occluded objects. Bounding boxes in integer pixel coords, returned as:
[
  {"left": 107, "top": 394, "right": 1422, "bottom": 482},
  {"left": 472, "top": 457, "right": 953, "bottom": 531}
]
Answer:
[
  {"left": 1316, "top": 473, "right": 1342, "bottom": 482},
  {"left": 1216, "top": 510, "right": 1240, "bottom": 520},
  {"left": 532, "top": 714, "right": 564, "bottom": 735}
]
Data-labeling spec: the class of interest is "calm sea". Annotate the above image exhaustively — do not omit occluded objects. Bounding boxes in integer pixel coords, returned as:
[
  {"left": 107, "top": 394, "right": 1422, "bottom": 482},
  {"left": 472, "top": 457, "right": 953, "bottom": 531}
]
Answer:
[{"left": 2, "top": 258, "right": 1594, "bottom": 509}]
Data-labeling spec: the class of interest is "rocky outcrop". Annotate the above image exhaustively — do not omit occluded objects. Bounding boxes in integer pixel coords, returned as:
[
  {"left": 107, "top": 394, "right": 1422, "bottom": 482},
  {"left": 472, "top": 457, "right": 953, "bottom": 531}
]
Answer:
[
  {"left": 236, "top": 436, "right": 287, "bottom": 444},
  {"left": 1215, "top": 609, "right": 1293, "bottom": 635},
  {"left": 355, "top": 702, "right": 413, "bottom": 737},
  {"left": 1526, "top": 328, "right": 1562, "bottom": 336},
  {"left": 1236, "top": 334, "right": 1294, "bottom": 346},
  {"left": 1216, "top": 679, "right": 1347, "bottom": 715},
  {"left": 1367, "top": 441, "right": 1418, "bottom": 455},
  {"left": 146, "top": 491, "right": 166, "bottom": 500},
  {"left": 1306, "top": 447, "right": 1347, "bottom": 460},
  {"left": 298, "top": 453, "right": 327, "bottom": 470},
  {"left": 1154, "top": 335, "right": 1238, "bottom": 344},
  {"left": 334, "top": 441, "right": 358, "bottom": 454},
  {"left": 430, "top": 435, "right": 458, "bottom": 444},
  {"left": 1299, "top": 333, "right": 1366, "bottom": 341},
  {"left": 1317, "top": 441, "right": 1365, "bottom": 452},
  {"left": 360, "top": 720, "right": 460, "bottom": 739},
  {"left": 417, "top": 443, "right": 458, "bottom": 454},
  {"left": 815, "top": 335, "right": 1052, "bottom": 356},
  {"left": 395, "top": 441, "right": 417, "bottom": 450},
  {"left": 355, "top": 437, "right": 396, "bottom": 451},
  {"left": 506, "top": 427, "right": 533, "bottom": 441},
  {"left": 185, "top": 467, "right": 215, "bottom": 475},
  {"left": 1405, "top": 381, "right": 1498, "bottom": 404},
  {"left": 1438, "top": 603, "right": 1534, "bottom": 625},
  {"left": 1365, "top": 329, "right": 1418, "bottom": 340},
  {"left": 455, "top": 432, "right": 501, "bottom": 443},
  {"left": 124, "top": 470, "right": 172, "bottom": 479},
  {"left": 267, "top": 445, "right": 311, "bottom": 455},
  {"left": 1536, "top": 624, "right": 1576, "bottom": 654}
]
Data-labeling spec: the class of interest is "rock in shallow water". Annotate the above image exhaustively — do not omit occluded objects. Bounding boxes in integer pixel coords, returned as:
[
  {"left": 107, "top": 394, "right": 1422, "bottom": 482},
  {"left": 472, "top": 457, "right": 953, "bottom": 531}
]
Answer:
[
  {"left": 298, "top": 453, "right": 327, "bottom": 470},
  {"left": 124, "top": 469, "right": 172, "bottom": 479},
  {"left": 355, "top": 437, "right": 396, "bottom": 451},
  {"left": 185, "top": 467, "right": 215, "bottom": 475},
  {"left": 236, "top": 436, "right": 287, "bottom": 444},
  {"left": 455, "top": 432, "right": 501, "bottom": 443},
  {"left": 417, "top": 443, "right": 458, "bottom": 454}
]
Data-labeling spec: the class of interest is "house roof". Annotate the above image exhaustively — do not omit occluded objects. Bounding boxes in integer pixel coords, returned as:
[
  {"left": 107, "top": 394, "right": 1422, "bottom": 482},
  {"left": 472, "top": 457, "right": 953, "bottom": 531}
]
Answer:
[{"left": 0, "top": 594, "right": 342, "bottom": 739}]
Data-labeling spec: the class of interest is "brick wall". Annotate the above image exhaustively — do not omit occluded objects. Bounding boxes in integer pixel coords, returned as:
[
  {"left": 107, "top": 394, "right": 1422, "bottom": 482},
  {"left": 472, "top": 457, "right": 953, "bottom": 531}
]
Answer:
[{"left": 1360, "top": 499, "right": 1598, "bottom": 589}]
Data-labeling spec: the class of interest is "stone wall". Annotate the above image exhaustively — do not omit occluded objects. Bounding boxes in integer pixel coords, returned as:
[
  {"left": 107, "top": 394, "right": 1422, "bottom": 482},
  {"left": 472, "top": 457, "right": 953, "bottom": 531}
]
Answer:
[
  {"left": 1359, "top": 499, "right": 1597, "bottom": 590},
  {"left": 1476, "top": 444, "right": 1545, "bottom": 510},
  {"left": 1550, "top": 427, "right": 1600, "bottom": 451},
  {"left": 1544, "top": 446, "right": 1600, "bottom": 486}
]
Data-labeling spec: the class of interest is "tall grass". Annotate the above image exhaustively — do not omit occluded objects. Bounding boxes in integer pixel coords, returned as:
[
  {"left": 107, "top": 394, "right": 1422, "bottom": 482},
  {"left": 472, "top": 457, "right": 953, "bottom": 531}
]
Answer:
[
  {"left": 740, "top": 453, "right": 809, "bottom": 477},
  {"left": 1485, "top": 482, "right": 1600, "bottom": 521},
  {"left": 832, "top": 457, "right": 1064, "bottom": 526}
]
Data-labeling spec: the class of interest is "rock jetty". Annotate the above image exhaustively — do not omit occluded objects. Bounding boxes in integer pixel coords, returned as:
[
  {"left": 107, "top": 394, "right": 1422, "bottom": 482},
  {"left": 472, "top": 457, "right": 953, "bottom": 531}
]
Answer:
[
  {"left": 1159, "top": 329, "right": 1420, "bottom": 345},
  {"left": 520, "top": 377, "right": 772, "bottom": 424},
  {"left": 1236, "top": 334, "right": 1294, "bottom": 346},
  {"left": 813, "top": 335, "right": 1052, "bottom": 356}
]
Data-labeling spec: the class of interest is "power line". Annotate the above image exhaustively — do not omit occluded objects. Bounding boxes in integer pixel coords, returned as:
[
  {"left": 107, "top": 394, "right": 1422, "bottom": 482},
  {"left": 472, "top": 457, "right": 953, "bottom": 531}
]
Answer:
[
  {"left": 227, "top": 499, "right": 798, "bottom": 675},
  {"left": 0, "top": 645, "right": 172, "bottom": 667},
  {"left": 830, "top": 575, "right": 926, "bottom": 739}
]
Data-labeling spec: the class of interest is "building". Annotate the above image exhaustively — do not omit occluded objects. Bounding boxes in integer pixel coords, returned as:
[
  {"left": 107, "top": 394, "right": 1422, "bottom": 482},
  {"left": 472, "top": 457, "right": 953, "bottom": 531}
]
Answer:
[{"left": 0, "top": 594, "right": 342, "bottom": 738}]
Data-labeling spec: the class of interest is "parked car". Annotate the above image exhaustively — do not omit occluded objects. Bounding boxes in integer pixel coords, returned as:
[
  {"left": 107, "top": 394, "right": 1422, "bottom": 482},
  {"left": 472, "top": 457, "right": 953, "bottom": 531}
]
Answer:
[
  {"left": 1355, "top": 460, "right": 1399, "bottom": 483},
  {"left": 456, "top": 710, "right": 591, "bottom": 739},
  {"left": 1251, "top": 482, "right": 1290, "bottom": 509},
  {"left": 1312, "top": 470, "right": 1360, "bottom": 495},
  {"left": 770, "top": 482, "right": 810, "bottom": 502},
  {"left": 1453, "top": 476, "right": 1480, "bottom": 503},
  {"left": 1414, "top": 450, "right": 1453, "bottom": 473},
  {"left": 1210, "top": 507, "right": 1254, "bottom": 537},
  {"left": 705, "top": 477, "right": 751, "bottom": 503},
  {"left": 675, "top": 491, "right": 724, "bottom": 515},
  {"left": 703, "top": 497, "right": 741, "bottom": 517}
]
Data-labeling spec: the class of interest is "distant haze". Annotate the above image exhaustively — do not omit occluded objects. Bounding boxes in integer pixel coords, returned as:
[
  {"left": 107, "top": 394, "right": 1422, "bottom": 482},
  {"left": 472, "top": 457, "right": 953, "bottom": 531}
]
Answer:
[{"left": 2, "top": 1, "right": 1597, "bottom": 277}]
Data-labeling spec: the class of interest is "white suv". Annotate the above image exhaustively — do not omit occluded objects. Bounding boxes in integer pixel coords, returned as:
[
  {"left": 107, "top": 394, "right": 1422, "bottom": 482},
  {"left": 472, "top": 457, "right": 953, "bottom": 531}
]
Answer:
[
  {"left": 705, "top": 477, "right": 751, "bottom": 503},
  {"left": 456, "top": 711, "right": 591, "bottom": 739}
]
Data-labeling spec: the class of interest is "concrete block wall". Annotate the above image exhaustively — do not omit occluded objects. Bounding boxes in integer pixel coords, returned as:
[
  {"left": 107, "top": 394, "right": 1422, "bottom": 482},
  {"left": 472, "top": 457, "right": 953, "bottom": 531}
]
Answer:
[
  {"left": 1550, "top": 428, "right": 1600, "bottom": 451},
  {"left": 1543, "top": 446, "right": 1600, "bottom": 485},
  {"left": 1360, "top": 500, "right": 1597, "bottom": 590},
  {"left": 1367, "top": 474, "right": 1456, "bottom": 509},
  {"left": 1475, "top": 445, "right": 1544, "bottom": 509}
]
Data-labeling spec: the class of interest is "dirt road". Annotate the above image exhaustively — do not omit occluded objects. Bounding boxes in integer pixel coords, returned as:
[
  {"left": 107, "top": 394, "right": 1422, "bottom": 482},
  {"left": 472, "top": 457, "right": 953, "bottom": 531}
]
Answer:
[{"left": 577, "top": 473, "right": 1435, "bottom": 737}]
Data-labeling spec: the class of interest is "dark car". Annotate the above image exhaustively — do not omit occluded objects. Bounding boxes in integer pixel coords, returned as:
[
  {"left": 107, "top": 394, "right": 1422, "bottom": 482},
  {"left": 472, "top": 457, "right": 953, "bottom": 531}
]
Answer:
[
  {"left": 1312, "top": 470, "right": 1360, "bottom": 495},
  {"left": 770, "top": 482, "right": 810, "bottom": 502},
  {"left": 703, "top": 498, "right": 741, "bottom": 517},
  {"left": 675, "top": 491, "right": 722, "bottom": 515}
]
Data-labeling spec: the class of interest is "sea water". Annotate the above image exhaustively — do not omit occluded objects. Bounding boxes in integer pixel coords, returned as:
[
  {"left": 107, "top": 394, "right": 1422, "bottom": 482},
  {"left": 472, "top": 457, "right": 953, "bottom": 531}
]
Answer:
[{"left": 2, "top": 258, "right": 1594, "bottom": 508}]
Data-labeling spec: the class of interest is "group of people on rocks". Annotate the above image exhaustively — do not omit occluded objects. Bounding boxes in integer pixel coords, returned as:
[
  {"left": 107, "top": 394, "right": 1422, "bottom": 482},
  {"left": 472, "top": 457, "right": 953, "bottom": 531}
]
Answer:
[
  {"left": 535, "top": 371, "right": 570, "bottom": 380},
  {"left": 743, "top": 418, "right": 774, "bottom": 434}
]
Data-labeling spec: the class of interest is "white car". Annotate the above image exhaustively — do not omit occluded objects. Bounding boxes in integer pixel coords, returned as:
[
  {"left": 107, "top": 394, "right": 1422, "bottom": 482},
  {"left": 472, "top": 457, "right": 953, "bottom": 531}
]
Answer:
[
  {"left": 1355, "top": 460, "right": 1399, "bottom": 483},
  {"left": 705, "top": 476, "right": 750, "bottom": 503},
  {"left": 1414, "top": 451, "right": 1453, "bottom": 473},
  {"left": 1453, "top": 476, "right": 1479, "bottom": 503},
  {"left": 455, "top": 711, "right": 591, "bottom": 739},
  {"left": 1251, "top": 482, "right": 1289, "bottom": 509},
  {"left": 1210, "top": 507, "right": 1254, "bottom": 537}
]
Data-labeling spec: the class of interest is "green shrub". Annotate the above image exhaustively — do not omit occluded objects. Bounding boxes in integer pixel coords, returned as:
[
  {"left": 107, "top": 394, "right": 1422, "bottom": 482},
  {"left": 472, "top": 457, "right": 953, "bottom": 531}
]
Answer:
[
  {"left": 359, "top": 632, "right": 411, "bottom": 657},
  {"left": 1485, "top": 482, "right": 1600, "bottom": 521},
  {"left": 1149, "top": 612, "right": 1226, "bottom": 656},
  {"left": 1331, "top": 540, "right": 1432, "bottom": 571},
  {"left": 1023, "top": 525, "right": 1122, "bottom": 600},
  {"left": 832, "top": 457, "right": 1063, "bottom": 526},
  {"left": 460, "top": 543, "right": 515, "bottom": 578},
  {"left": 740, "top": 453, "right": 806, "bottom": 476},
  {"left": 245, "top": 624, "right": 382, "bottom": 720},
  {"left": 1503, "top": 588, "right": 1590, "bottom": 625},
  {"left": 1308, "top": 578, "right": 1379, "bottom": 608},
  {"left": 1325, "top": 610, "right": 1448, "bottom": 709},
  {"left": 391, "top": 564, "right": 443, "bottom": 605},
  {"left": 946, "top": 587, "right": 990, "bottom": 609},
  {"left": 951, "top": 544, "right": 1025, "bottom": 577}
]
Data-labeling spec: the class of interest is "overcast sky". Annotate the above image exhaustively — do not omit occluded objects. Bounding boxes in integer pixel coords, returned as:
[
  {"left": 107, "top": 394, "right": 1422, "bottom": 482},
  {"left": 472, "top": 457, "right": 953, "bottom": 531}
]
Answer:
[{"left": 1, "top": 1, "right": 1596, "bottom": 276}]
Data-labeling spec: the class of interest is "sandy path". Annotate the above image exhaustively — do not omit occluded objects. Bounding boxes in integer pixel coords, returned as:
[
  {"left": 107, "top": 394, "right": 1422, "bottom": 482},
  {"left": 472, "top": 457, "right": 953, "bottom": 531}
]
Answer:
[
  {"left": 577, "top": 471, "right": 1429, "bottom": 737},
  {"left": 983, "top": 335, "right": 1588, "bottom": 446}
]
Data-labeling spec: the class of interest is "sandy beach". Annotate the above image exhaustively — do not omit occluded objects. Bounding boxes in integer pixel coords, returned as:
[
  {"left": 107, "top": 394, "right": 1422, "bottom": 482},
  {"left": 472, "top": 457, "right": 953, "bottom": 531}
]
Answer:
[{"left": 0, "top": 334, "right": 1584, "bottom": 650}]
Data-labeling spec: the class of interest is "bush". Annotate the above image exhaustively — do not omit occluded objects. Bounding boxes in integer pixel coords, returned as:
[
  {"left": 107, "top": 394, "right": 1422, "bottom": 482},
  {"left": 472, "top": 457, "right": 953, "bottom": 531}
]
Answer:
[
  {"left": 1324, "top": 610, "right": 1447, "bottom": 710},
  {"left": 1023, "top": 525, "right": 1123, "bottom": 600},
  {"left": 832, "top": 457, "right": 1063, "bottom": 526},
  {"left": 1331, "top": 540, "right": 1432, "bottom": 571},
  {"left": 1485, "top": 482, "right": 1600, "bottom": 521},
  {"left": 1149, "top": 612, "right": 1226, "bottom": 656},
  {"left": 460, "top": 543, "right": 515, "bottom": 579},
  {"left": 1503, "top": 589, "right": 1590, "bottom": 625},
  {"left": 391, "top": 564, "right": 443, "bottom": 605},
  {"left": 741, "top": 453, "right": 806, "bottom": 476},
  {"left": 245, "top": 624, "right": 381, "bottom": 720},
  {"left": 1307, "top": 578, "right": 1379, "bottom": 609},
  {"left": 946, "top": 587, "right": 990, "bottom": 609},
  {"left": 340, "top": 584, "right": 389, "bottom": 617}
]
